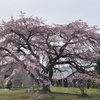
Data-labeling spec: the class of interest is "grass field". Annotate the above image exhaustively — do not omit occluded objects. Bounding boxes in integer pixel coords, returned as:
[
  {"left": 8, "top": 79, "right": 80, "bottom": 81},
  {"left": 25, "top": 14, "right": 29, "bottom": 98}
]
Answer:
[{"left": 0, "top": 87, "right": 100, "bottom": 100}]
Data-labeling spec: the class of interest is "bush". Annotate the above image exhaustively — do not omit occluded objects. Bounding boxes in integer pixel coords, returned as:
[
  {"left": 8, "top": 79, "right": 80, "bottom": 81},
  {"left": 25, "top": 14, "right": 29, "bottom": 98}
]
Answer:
[
  {"left": 97, "top": 84, "right": 100, "bottom": 89},
  {"left": 0, "top": 86, "right": 3, "bottom": 89},
  {"left": 90, "top": 81, "right": 97, "bottom": 88},
  {"left": 6, "top": 80, "right": 12, "bottom": 89}
]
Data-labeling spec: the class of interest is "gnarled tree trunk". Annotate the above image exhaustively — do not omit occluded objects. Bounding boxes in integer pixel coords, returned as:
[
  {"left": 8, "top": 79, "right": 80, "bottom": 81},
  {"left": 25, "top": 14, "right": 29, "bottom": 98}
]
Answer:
[
  {"left": 78, "top": 80, "right": 88, "bottom": 98},
  {"left": 42, "top": 83, "right": 51, "bottom": 93}
]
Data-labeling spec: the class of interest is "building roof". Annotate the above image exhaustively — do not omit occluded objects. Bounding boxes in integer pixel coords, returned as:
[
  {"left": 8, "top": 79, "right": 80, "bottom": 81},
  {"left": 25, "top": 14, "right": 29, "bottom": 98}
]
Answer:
[
  {"left": 67, "top": 71, "right": 93, "bottom": 81},
  {"left": 52, "top": 68, "right": 74, "bottom": 80}
]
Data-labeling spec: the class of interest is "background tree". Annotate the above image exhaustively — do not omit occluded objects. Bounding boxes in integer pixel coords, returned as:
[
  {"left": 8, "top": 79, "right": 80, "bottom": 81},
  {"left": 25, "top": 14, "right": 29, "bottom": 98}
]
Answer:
[
  {"left": 94, "top": 58, "right": 100, "bottom": 89},
  {"left": 96, "top": 58, "right": 100, "bottom": 74},
  {"left": 67, "top": 71, "right": 92, "bottom": 97}
]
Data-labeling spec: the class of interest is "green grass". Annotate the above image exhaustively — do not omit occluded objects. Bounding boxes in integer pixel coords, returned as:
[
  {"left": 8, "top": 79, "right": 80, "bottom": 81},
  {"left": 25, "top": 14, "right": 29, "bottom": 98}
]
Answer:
[
  {"left": 0, "top": 89, "right": 33, "bottom": 100},
  {"left": 0, "top": 87, "right": 100, "bottom": 100}
]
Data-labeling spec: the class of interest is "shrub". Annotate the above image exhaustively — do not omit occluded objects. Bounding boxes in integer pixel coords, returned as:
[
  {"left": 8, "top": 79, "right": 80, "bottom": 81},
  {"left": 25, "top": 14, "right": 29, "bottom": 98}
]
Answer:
[{"left": 6, "top": 80, "right": 12, "bottom": 89}]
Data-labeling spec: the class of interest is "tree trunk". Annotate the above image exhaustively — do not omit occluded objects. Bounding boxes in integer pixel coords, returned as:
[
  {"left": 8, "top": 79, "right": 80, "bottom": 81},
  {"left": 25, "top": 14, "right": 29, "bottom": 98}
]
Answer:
[
  {"left": 78, "top": 80, "right": 88, "bottom": 98},
  {"left": 42, "top": 83, "right": 51, "bottom": 93},
  {"left": 79, "top": 87, "right": 88, "bottom": 98}
]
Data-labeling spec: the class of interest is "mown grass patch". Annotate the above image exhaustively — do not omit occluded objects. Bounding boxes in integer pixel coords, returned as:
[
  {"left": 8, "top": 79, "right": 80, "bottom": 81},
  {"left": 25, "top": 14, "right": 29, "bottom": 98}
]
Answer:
[{"left": 0, "top": 89, "right": 32, "bottom": 100}]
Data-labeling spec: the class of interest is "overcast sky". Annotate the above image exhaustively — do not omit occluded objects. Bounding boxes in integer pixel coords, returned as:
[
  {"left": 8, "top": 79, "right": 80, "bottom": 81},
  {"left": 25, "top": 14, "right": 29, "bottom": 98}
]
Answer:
[{"left": 0, "top": 0, "right": 100, "bottom": 27}]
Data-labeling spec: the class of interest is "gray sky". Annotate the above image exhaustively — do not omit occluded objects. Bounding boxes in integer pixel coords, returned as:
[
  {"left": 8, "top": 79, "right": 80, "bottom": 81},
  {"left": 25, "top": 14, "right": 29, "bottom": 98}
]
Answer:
[{"left": 0, "top": 0, "right": 100, "bottom": 27}]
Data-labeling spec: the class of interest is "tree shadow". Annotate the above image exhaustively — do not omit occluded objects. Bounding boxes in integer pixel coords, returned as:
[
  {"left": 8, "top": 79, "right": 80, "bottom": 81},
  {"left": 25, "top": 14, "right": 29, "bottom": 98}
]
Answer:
[
  {"left": 52, "top": 91, "right": 78, "bottom": 95},
  {"left": 50, "top": 92, "right": 91, "bottom": 99}
]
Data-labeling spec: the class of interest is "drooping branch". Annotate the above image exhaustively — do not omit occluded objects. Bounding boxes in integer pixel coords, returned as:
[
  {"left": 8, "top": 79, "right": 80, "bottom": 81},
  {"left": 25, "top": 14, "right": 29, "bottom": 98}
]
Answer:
[{"left": 0, "top": 47, "right": 40, "bottom": 84}]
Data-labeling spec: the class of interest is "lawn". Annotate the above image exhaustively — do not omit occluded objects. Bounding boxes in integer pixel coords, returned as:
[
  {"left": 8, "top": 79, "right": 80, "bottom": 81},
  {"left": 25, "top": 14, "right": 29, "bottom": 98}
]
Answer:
[{"left": 0, "top": 87, "right": 100, "bottom": 100}]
